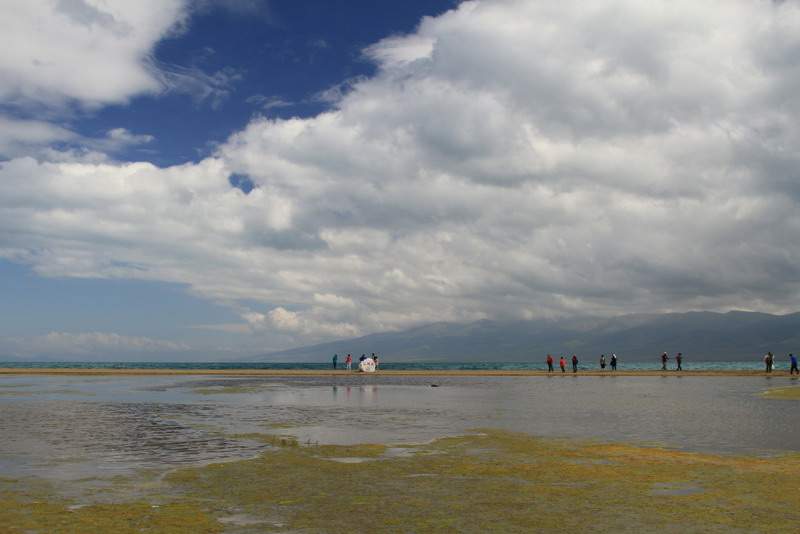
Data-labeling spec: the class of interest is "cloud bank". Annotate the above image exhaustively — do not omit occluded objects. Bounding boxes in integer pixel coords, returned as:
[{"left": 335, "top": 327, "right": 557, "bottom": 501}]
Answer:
[
  {"left": 5, "top": 331, "right": 189, "bottom": 360},
  {"left": 2, "top": 0, "right": 800, "bottom": 351}
]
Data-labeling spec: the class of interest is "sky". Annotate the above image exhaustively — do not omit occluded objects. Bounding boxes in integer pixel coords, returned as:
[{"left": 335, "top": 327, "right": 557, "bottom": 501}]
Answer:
[{"left": 1, "top": 0, "right": 799, "bottom": 362}]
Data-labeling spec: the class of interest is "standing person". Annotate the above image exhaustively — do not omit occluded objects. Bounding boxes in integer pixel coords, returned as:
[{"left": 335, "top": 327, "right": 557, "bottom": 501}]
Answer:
[
  {"left": 345, "top": 354, "right": 352, "bottom": 371},
  {"left": 599, "top": 354, "right": 606, "bottom": 371},
  {"left": 675, "top": 353, "right": 683, "bottom": 371},
  {"left": 372, "top": 353, "right": 379, "bottom": 369},
  {"left": 610, "top": 354, "right": 618, "bottom": 371},
  {"left": 765, "top": 353, "right": 772, "bottom": 373},
  {"left": 546, "top": 354, "right": 554, "bottom": 372},
  {"left": 332, "top": 354, "right": 338, "bottom": 370},
  {"left": 790, "top": 353, "right": 798, "bottom": 375},
  {"left": 660, "top": 352, "right": 669, "bottom": 371},
  {"left": 559, "top": 356, "right": 566, "bottom": 373},
  {"left": 572, "top": 354, "right": 578, "bottom": 373}
]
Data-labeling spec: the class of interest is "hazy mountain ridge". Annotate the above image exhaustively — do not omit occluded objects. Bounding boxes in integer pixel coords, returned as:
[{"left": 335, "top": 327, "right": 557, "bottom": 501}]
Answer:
[{"left": 252, "top": 311, "right": 800, "bottom": 363}]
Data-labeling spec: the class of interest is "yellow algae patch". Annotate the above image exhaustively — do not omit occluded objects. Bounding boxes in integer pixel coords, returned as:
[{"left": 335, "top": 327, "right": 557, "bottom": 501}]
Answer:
[
  {"left": 3, "top": 431, "right": 800, "bottom": 533},
  {"left": 0, "top": 478, "right": 222, "bottom": 534},
  {"left": 190, "top": 383, "right": 285, "bottom": 395},
  {"left": 164, "top": 430, "right": 800, "bottom": 533},
  {"left": 759, "top": 384, "right": 800, "bottom": 399},
  {"left": 0, "top": 389, "right": 96, "bottom": 396}
]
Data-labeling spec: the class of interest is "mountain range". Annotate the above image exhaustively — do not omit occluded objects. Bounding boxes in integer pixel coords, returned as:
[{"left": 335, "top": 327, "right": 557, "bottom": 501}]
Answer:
[{"left": 252, "top": 311, "right": 800, "bottom": 363}]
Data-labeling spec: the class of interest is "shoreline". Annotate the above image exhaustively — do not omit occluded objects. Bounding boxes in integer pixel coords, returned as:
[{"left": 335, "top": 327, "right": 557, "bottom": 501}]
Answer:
[{"left": 1, "top": 368, "right": 798, "bottom": 377}]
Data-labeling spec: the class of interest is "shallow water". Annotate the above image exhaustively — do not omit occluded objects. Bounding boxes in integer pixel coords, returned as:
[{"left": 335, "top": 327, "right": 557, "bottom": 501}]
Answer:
[
  {"left": 0, "top": 359, "right": 790, "bottom": 370},
  {"left": 1, "top": 374, "right": 797, "bottom": 481}
]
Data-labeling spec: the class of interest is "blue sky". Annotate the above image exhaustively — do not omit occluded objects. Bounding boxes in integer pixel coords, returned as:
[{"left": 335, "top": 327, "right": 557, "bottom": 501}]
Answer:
[{"left": 1, "top": 0, "right": 800, "bottom": 361}]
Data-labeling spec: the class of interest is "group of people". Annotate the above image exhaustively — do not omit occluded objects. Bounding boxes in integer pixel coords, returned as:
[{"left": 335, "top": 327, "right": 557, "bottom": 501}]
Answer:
[
  {"left": 660, "top": 352, "right": 683, "bottom": 371},
  {"left": 764, "top": 352, "right": 798, "bottom": 374},
  {"left": 332, "top": 353, "right": 379, "bottom": 371},
  {"left": 545, "top": 353, "right": 618, "bottom": 373}
]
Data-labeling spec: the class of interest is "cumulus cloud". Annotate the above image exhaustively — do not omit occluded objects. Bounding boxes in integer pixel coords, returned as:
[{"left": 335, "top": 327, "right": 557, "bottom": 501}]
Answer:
[
  {"left": 0, "top": 0, "right": 188, "bottom": 109},
  {"left": 2, "top": 0, "right": 800, "bottom": 351}
]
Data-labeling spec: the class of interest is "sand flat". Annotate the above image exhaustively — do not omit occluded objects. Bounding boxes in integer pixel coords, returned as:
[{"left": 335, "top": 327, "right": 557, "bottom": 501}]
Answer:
[{"left": 0, "top": 367, "right": 793, "bottom": 376}]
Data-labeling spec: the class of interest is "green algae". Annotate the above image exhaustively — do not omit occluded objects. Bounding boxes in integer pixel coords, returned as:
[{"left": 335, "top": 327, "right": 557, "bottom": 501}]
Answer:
[
  {"left": 3, "top": 430, "right": 799, "bottom": 533},
  {"left": 164, "top": 430, "right": 799, "bottom": 533}
]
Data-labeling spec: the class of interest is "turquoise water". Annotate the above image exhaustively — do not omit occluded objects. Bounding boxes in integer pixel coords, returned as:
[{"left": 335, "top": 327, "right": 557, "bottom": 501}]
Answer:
[{"left": 0, "top": 360, "right": 781, "bottom": 371}]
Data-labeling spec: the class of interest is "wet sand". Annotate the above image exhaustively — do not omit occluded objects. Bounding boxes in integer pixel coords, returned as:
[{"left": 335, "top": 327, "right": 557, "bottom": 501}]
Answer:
[{"left": 0, "top": 367, "right": 795, "bottom": 377}]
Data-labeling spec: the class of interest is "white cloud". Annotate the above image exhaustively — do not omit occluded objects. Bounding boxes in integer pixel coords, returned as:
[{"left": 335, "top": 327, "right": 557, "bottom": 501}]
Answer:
[
  {"left": 0, "top": 0, "right": 189, "bottom": 160},
  {"left": 106, "top": 128, "right": 155, "bottom": 145},
  {"left": 0, "top": 117, "right": 77, "bottom": 159},
  {"left": 0, "top": 0, "right": 189, "bottom": 109},
  {"left": 365, "top": 34, "right": 436, "bottom": 68},
  {"left": 2, "top": 0, "right": 800, "bottom": 351}
]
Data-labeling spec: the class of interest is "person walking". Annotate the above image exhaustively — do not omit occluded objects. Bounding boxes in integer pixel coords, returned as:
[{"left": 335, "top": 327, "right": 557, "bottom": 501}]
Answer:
[
  {"left": 346, "top": 354, "right": 352, "bottom": 371},
  {"left": 332, "top": 354, "right": 338, "bottom": 370},
  {"left": 790, "top": 353, "right": 798, "bottom": 375},
  {"left": 675, "top": 353, "right": 683, "bottom": 371},
  {"left": 660, "top": 352, "right": 669, "bottom": 371},
  {"left": 559, "top": 356, "right": 566, "bottom": 373},
  {"left": 546, "top": 354, "right": 554, "bottom": 372},
  {"left": 610, "top": 354, "right": 617, "bottom": 371},
  {"left": 599, "top": 354, "right": 606, "bottom": 371},
  {"left": 572, "top": 354, "right": 578, "bottom": 373}
]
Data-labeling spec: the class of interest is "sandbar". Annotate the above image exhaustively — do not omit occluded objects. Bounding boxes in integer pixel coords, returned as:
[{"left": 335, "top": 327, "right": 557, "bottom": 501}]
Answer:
[{"left": 0, "top": 367, "right": 797, "bottom": 377}]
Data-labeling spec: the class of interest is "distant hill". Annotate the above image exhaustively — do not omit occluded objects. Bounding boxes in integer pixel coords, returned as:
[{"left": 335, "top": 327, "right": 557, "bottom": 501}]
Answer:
[{"left": 251, "top": 311, "right": 800, "bottom": 363}]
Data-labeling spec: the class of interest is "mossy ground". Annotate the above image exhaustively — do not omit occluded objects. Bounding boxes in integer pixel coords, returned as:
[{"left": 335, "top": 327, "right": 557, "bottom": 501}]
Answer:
[{"left": 3, "top": 429, "right": 799, "bottom": 533}]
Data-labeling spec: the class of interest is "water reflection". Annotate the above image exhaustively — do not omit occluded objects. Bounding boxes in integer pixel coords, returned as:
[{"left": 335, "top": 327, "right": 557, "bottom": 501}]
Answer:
[
  {"left": 331, "top": 385, "right": 380, "bottom": 405},
  {"left": 1, "top": 374, "right": 798, "bottom": 481}
]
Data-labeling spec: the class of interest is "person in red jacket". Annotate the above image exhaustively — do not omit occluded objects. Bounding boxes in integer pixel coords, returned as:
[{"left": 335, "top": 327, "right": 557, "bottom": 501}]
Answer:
[
  {"left": 546, "top": 354, "right": 554, "bottom": 372},
  {"left": 559, "top": 357, "right": 566, "bottom": 373}
]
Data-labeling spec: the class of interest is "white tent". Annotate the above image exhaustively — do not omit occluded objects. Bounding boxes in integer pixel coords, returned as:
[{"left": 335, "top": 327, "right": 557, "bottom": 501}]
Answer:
[{"left": 359, "top": 358, "right": 376, "bottom": 373}]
